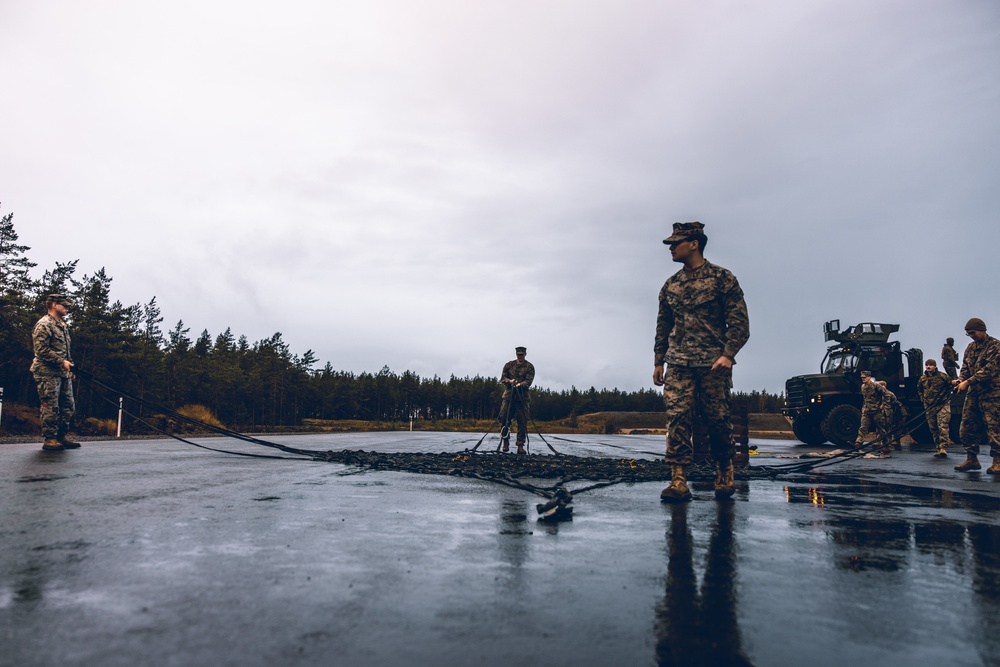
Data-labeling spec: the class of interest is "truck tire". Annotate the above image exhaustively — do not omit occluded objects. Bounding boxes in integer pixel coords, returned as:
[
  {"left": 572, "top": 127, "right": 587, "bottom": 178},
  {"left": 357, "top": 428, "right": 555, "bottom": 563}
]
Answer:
[
  {"left": 821, "top": 404, "right": 861, "bottom": 448},
  {"left": 792, "top": 417, "right": 827, "bottom": 445},
  {"left": 950, "top": 411, "right": 962, "bottom": 446},
  {"left": 908, "top": 418, "right": 933, "bottom": 445}
]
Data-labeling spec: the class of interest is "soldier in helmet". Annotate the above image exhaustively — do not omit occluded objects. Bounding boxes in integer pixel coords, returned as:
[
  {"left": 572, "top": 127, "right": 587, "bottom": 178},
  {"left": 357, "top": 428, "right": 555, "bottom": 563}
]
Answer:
[
  {"left": 31, "top": 294, "right": 80, "bottom": 451},
  {"left": 499, "top": 346, "right": 534, "bottom": 455},
  {"left": 854, "top": 371, "right": 891, "bottom": 453},
  {"left": 953, "top": 318, "right": 1000, "bottom": 473},
  {"left": 653, "top": 221, "right": 750, "bottom": 502},
  {"left": 941, "top": 337, "right": 959, "bottom": 379},
  {"left": 917, "top": 359, "right": 953, "bottom": 458}
]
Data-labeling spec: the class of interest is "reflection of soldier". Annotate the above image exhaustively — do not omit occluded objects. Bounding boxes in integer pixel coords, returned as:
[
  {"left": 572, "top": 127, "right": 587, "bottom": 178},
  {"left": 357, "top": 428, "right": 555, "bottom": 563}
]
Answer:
[
  {"left": 653, "top": 221, "right": 750, "bottom": 502},
  {"left": 499, "top": 346, "right": 534, "bottom": 454},
  {"left": 854, "top": 371, "right": 891, "bottom": 451},
  {"left": 917, "top": 359, "right": 953, "bottom": 458},
  {"left": 942, "top": 338, "right": 959, "bottom": 379},
  {"left": 879, "top": 381, "right": 905, "bottom": 450},
  {"left": 654, "top": 504, "right": 750, "bottom": 665},
  {"left": 953, "top": 318, "right": 1000, "bottom": 473},
  {"left": 31, "top": 294, "right": 80, "bottom": 452}
]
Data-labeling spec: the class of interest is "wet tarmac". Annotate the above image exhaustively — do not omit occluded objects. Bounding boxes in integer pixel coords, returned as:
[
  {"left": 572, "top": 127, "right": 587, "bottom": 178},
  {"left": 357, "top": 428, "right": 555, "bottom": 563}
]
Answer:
[{"left": 1, "top": 433, "right": 998, "bottom": 667}]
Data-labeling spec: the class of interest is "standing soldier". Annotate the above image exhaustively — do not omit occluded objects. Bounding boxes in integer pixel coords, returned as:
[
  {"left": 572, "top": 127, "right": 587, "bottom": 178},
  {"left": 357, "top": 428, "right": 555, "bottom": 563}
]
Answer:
[
  {"left": 854, "top": 371, "right": 891, "bottom": 453},
  {"left": 499, "top": 346, "right": 534, "bottom": 455},
  {"left": 953, "top": 318, "right": 1000, "bottom": 473},
  {"left": 653, "top": 222, "right": 750, "bottom": 502},
  {"left": 31, "top": 294, "right": 80, "bottom": 451},
  {"left": 942, "top": 337, "right": 959, "bottom": 379},
  {"left": 917, "top": 359, "right": 954, "bottom": 458},
  {"left": 878, "top": 380, "right": 906, "bottom": 451}
]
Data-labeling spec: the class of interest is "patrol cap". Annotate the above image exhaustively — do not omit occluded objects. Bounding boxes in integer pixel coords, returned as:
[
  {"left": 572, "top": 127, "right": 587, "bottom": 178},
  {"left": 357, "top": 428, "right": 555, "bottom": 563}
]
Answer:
[
  {"left": 663, "top": 221, "right": 705, "bottom": 245},
  {"left": 46, "top": 293, "right": 72, "bottom": 307},
  {"left": 965, "top": 318, "right": 987, "bottom": 332},
  {"left": 860, "top": 370, "right": 872, "bottom": 378},
  {"left": 515, "top": 346, "right": 527, "bottom": 354},
  {"left": 925, "top": 359, "right": 937, "bottom": 367}
]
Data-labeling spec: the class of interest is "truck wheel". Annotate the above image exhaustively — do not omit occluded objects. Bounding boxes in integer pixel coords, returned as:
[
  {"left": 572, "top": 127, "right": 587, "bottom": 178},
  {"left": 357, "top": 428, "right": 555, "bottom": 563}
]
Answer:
[
  {"left": 908, "top": 418, "right": 933, "bottom": 445},
  {"left": 792, "top": 417, "right": 827, "bottom": 445},
  {"left": 821, "top": 404, "right": 861, "bottom": 448}
]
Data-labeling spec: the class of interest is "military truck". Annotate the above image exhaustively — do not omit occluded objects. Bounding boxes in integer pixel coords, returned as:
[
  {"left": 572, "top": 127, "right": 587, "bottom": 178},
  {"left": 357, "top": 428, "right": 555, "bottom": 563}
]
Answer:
[{"left": 783, "top": 320, "right": 952, "bottom": 447}]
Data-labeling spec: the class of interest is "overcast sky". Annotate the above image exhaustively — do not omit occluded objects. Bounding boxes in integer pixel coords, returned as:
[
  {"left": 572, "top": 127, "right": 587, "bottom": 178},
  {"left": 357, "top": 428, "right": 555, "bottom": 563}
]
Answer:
[{"left": 2, "top": 0, "right": 998, "bottom": 395}]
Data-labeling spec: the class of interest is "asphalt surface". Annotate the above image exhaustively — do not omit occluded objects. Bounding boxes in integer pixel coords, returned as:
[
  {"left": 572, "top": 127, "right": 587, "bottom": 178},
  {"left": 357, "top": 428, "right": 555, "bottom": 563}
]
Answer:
[{"left": 2, "top": 432, "right": 998, "bottom": 667}]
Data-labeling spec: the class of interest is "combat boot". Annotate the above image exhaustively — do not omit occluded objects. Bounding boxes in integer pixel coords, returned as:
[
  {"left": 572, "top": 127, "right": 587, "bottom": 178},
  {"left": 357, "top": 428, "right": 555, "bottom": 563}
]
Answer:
[
  {"left": 987, "top": 457, "right": 1000, "bottom": 475},
  {"left": 954, "top": 454, "right": 981, "bottom": 471},
  {"left": 660, "top": 465, "right": 692, "bottom": 503},
  {"left": 933, "top": 446, "right": 948, "bottom": 459},
  {"left": 41, "top": 439, "right": 65, "bottom": 451},
  {"left": 713, "top": 459, "right": 735, "bottom": 499},
  {"left": 58, "top": 436, "right": 81, "bottom": 449},
  {"left": 501, "top": 437, "right": 510, "bottom": 453},
  {"left": 516, "top": 445, "right": 526, "bottom": 455}
]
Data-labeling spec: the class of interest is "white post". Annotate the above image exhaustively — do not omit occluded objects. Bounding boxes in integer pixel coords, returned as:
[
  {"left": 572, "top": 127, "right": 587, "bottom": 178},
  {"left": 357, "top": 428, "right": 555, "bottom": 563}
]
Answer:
[{"left": 116, "top": 397, "right": 123, "bottom": 438}]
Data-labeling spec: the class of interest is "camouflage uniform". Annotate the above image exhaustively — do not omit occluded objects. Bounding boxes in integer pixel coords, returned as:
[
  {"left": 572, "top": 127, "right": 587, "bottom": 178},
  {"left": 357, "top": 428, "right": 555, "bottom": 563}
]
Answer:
[
  {"left": 655, "top": 261, "right": 750, "bottom": 465},
  {"left": 499, "top": 358, "right": 535, "bottom": 446},
  {"left": 942, "top": 343, "right": 959, "bottom": 379},
  {"left": 31, "top": 313, "right": 76, "bottom": 440},
  {"left": 879, "top": 384, "right": 905, "bottom": 446},
  {"left": 917, "top": 370, "right": 953, "bottom": 448},
  {"left": 957, "top": 335, "right": 1000, "bottom": 459},
  {"left": 856, "top": 379, "right": 891, "bottom": 446}
]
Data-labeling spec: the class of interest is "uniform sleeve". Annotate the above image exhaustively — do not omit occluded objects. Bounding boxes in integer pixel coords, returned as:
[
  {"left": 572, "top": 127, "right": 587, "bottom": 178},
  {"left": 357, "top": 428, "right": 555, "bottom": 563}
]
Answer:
[
  {"left": 967, "top": 340, "right": 1000, "bottom": 387},
  {"left": 523, "top": 363, "right": 535, "bottom": 388},
  {"left": 959, "top": 343, "right": 976, "bottom": 382},
  {"left": 917, "top": 376, "right": 925, "bottom": 401},
  {"left": 653, "top": 283, "right": 673, "bottom": 366},
  {"left": 721, "top": 275, "right": 750, "bottom": 360},
  {"left": 501, "top": 361, "right": 513, "bottom": 383}
]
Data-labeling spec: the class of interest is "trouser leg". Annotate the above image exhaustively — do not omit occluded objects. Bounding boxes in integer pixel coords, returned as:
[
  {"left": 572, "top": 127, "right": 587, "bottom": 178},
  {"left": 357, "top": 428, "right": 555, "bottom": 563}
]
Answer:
[
  {"left": 960, "top": 393, "right": 985, "bottom": 457},
  {"left": 513, "top": 403, "right": 528, "bottom": 445},
  {"left": 699, "top": 367, "right": 735, "bottom": 463},
  {"left": 57, "top": 376, "right": 76, "bottom": 438},
  {"left": 663, "top": 367, "right": 696, "bottom": 465}
]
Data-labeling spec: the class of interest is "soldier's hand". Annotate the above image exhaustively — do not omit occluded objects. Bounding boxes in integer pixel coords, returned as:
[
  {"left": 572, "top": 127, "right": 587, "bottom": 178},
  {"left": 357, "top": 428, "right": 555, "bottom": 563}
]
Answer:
[
  {"left": 653, "top": 366, "right": 664, "bottom": 386},
  {"left": 62, "top": 360, "right": 73, "bottom": 372},
  {"left": 711, "top": 356, "right": 733, "bottom": 371},
  {"left": 956, "top": 380, "right": 969, "bottom": 393}
]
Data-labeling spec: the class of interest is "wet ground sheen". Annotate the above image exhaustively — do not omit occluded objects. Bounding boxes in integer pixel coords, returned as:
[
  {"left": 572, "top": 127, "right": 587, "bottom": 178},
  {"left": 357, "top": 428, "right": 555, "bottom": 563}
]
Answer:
[{"left": 1, "top": 433, "right": 998, "bottom": 667}]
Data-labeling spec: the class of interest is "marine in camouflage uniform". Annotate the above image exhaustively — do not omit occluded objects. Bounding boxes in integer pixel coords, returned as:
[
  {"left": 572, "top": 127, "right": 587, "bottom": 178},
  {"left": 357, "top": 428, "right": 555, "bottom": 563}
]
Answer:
[
  {"left": 878, "top": 381, "right": 906, "bottom": 449},
  {"left": 954, "top": 318, "right": 1000, "bottom": 473},
  {"left": 499, "top": 346, "right": 535, "bottom": 454},
  {"left": 941, "top": 338, "right": 959, "bottom": 379},
  {"left": 917, "top": 359, "right": 953, "bottom": 457},
  {"left": 654, "top": 222, "right": 750, "bottom": 502},
  {"left": 31, "top": 294, "right": 79, "bottom": 451},
  {"left": 854, "top": 371, "right": 891, "bottom": 451}
]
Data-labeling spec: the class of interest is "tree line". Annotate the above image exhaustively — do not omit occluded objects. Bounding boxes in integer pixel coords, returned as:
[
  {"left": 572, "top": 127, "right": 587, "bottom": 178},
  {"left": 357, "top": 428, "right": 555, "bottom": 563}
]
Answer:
[{"left": 0, "top": 207, "right": 785, "bottom": 431}]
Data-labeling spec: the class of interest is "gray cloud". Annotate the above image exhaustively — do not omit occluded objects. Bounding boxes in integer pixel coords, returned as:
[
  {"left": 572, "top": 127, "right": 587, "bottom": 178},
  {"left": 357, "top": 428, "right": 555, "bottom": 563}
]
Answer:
[{"left": 2, "top": 0, "right": 998, "bottom": 395}]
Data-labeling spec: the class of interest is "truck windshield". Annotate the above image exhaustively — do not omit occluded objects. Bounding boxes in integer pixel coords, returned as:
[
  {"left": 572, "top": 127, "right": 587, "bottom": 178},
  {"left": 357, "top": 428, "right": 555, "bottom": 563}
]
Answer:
[{"left": 825, "top": 352, "right": 858, "bottom": 373}]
